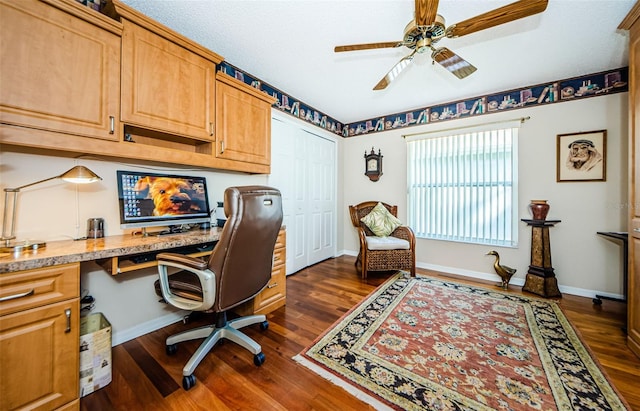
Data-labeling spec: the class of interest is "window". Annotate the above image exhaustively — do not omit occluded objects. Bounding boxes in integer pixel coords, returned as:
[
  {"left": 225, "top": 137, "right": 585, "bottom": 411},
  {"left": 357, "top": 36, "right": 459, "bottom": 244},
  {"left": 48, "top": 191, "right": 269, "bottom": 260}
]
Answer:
[{"left": 406, "top": 120, "right": 520, "bottom": 247}]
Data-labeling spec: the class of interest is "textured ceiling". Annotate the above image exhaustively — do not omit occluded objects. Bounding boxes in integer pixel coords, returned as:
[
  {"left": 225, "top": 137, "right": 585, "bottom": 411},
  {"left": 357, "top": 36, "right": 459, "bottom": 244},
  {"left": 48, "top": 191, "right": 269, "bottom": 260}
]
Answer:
[{"left": 120, "top": 0, "right": 634, "bottom": 125}]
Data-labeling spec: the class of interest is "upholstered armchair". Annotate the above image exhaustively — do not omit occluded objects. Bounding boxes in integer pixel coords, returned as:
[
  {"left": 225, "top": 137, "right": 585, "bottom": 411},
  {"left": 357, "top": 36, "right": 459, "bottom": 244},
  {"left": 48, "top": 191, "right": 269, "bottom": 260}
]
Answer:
[{"left": 348, "top": 201, "right": 416, "bottom": 279}]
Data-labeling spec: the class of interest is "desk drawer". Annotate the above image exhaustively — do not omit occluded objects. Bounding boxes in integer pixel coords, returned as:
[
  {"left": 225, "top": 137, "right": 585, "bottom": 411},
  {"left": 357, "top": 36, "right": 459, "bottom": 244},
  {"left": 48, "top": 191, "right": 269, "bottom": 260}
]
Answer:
[
  {"left": 254, "top": 263, "right": 285, "bottom": 314},
  {"left": 0, "top": 263, "right": 79, "bottom": 316},
  {"left": 273, "top": 247, "right": 285, "bottom": 268},
  {"left": 274, "top": 228, "right": 285, "bottom": 250}
]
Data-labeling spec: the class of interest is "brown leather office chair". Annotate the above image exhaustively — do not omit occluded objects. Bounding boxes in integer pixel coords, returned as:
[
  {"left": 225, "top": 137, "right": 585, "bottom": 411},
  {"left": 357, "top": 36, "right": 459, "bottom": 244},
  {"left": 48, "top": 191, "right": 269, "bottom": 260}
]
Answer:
[
  {"left": 155, "top": 186, "right": 283, "bottom": 390},
  {"left": 349, "top": 201, "right": 416, "bottom": 279}
]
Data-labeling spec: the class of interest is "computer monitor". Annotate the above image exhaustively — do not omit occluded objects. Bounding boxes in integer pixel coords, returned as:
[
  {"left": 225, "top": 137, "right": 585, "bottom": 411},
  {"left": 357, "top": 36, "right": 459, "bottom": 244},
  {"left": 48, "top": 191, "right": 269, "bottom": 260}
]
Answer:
[{"left": 116, "top": 170, "right": 211, "bottom": 235}]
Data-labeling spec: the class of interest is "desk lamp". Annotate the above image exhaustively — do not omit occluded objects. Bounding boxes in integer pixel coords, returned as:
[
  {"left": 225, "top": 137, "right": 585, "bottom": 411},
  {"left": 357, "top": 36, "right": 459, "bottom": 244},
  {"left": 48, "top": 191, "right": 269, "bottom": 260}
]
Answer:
[{"left": 1, "top": 165, "right": 102, "bottom": 253}]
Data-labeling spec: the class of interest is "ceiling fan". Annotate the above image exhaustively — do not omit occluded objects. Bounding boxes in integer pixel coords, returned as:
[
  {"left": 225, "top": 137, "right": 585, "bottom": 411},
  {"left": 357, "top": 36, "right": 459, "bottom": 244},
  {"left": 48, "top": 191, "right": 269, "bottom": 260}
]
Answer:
[{"left": 334, "top": 0, "right": 548, "bottom": 90}]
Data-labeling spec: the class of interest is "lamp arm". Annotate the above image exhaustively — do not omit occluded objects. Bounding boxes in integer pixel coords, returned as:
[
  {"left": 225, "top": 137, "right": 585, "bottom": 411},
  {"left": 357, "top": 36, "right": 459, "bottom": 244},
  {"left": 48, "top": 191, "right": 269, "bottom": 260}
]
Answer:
[{"left": 6, "top": 175, "right": 60, "bottom": 192}]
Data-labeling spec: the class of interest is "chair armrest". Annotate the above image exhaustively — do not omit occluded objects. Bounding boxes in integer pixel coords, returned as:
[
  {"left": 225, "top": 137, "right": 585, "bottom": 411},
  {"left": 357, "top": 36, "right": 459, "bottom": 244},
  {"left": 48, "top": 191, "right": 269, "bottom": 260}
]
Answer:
[
  {"left": 156, "top": 253, "right": 216, "bottom": 311},
  {"left": 355, "top": 226, "right": 368, "bottom": 250},
  {"left": 157, "top": 253, "right": 208, "bottom": 270},
  {"left": 391, "top": 226, "right": 416, "bottom": 248}
]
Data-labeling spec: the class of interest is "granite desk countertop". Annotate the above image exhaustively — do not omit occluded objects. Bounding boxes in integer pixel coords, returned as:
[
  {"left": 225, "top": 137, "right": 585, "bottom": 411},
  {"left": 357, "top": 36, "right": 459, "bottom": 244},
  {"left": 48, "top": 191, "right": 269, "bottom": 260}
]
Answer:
[{"left": 0, "top": 228, "right": 223, "bottom": 274}]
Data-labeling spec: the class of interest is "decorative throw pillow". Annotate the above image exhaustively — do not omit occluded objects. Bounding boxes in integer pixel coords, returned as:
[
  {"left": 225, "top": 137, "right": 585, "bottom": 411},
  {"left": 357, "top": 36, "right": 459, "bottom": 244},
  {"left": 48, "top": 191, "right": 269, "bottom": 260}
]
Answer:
[{"left": 360, "top": 202, "right": 402, "bottom": 237}]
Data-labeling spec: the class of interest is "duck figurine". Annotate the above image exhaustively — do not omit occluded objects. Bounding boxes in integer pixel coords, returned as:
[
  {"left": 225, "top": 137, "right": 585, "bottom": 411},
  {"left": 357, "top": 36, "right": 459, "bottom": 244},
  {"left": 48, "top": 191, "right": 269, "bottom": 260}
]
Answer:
[{"left": 486, "top": 250, "right": 516, "bottom": 290}]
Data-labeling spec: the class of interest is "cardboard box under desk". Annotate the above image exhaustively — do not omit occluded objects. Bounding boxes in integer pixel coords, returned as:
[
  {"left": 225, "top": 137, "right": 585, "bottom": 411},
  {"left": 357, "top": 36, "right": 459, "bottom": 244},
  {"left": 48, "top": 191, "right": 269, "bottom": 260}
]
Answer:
[{"left": 79, "top": 313, "right": 112, "bottom": 397}]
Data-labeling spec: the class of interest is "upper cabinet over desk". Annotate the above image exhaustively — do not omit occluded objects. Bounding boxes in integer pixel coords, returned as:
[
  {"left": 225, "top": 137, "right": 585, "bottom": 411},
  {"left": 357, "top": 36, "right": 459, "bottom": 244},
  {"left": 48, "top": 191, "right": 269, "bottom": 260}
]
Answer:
[
  {"left": 116, "top": 1, "right": 220, "bottom": 141},
  {"left": 215, "top": 72, "right": 275, "bottom": 166},
  {"left": 0, "top": 0, "right": 275, "bottom": 175},
  {"left": 0, "top": 0, "right": 122, "bottom": 142}
]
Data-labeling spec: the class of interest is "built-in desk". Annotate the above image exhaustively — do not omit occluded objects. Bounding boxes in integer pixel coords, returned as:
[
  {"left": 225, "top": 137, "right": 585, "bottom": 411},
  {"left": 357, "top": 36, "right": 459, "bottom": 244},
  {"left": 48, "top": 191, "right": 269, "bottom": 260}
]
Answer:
[
  {"left": 0, "top": 228, "right": 222, "bottom": 274},
  {"left": 0, "top": 228, "right": 221, "bottom": 410}
]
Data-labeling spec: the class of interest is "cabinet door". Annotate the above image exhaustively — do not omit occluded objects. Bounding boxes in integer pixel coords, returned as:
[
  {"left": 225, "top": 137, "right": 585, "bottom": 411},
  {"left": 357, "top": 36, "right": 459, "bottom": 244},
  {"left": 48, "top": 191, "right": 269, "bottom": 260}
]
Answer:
[
  {"left": 0, "top": 299, "right": 79, "bottom": 411},
  {"left": 621, "top": 4, "right": 640, "bottom": 359},
  {"left": 0, "top": 0, "right": 121, "bottom": 141},
  {"left": 121, "top": 20, "right": 216, "bottom": 141},
  {"left": 215, "top": 73, "right": 273, "bottom": 165}
]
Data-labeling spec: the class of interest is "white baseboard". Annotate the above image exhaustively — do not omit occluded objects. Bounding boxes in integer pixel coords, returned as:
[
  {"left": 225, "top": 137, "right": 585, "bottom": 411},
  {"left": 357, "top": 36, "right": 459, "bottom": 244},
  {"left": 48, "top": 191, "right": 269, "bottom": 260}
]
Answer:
[
  {"left": 112, "top": 253, "right": 623, "bottom": 346},
  {"left": 341, "top": 249, "right": 624, "bottom": 301},
  {"left": 111, "top": 310, "right": 188, "bottom": 346}
]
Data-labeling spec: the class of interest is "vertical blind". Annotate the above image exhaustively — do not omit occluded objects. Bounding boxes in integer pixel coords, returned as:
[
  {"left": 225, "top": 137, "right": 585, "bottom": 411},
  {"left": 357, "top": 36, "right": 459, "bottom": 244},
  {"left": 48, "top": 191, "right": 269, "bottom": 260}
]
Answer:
[{"left": 406, "top": 121, "right": 520, "bottom": 247}]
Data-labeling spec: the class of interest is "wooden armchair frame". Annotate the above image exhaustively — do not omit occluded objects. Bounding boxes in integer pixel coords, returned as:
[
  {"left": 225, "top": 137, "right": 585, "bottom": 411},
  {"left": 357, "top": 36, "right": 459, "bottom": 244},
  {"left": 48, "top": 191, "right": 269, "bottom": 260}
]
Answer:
[{"left": 348, "top": 201, "right": 416, "bottom": 279}]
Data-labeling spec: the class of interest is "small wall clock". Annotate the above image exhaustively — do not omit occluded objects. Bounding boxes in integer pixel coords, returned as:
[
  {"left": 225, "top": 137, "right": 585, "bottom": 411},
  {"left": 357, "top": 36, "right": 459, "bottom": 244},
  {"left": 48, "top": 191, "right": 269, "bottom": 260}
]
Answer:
[{"left": 364, "top": 147, "right": 383, "bottom": 182}]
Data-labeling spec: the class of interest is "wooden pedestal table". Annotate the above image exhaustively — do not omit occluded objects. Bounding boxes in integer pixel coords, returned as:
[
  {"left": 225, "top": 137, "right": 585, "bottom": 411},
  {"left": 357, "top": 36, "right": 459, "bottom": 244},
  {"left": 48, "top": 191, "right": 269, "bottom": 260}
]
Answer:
[{"left": 521, "top": 219, "right": 562, "bottom": 298}]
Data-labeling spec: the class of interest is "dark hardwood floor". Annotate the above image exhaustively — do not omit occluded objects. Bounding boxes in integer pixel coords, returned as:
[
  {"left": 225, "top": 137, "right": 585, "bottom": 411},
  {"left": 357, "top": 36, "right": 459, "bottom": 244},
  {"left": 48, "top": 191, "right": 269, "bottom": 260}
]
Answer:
[{"left": 80, "top": 256, "right": 640, "bottom": 410}]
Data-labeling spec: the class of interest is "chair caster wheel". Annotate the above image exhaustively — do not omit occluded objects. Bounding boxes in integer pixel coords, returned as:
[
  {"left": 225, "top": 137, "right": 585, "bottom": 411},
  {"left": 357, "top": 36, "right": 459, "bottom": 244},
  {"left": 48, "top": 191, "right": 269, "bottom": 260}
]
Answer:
[
  {"left": 182, "top": 374, "right": 196, "bottom": 390},
  {"left": 254, "top": 352, "right": 266, "bottom": 366},
  {"left": 166, "top": 344, "right": 178, "bottom": 355},
  {"left": 260, "top": 320, "right": 269, "bottom": 331}
]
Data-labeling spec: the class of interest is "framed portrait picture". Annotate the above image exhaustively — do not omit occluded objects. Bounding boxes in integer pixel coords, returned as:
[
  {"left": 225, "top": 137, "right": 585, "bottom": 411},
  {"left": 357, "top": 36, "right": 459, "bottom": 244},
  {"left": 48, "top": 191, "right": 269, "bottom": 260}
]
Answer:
[{"left": 556, "top": 130, "right": 606, "bottom": 182}]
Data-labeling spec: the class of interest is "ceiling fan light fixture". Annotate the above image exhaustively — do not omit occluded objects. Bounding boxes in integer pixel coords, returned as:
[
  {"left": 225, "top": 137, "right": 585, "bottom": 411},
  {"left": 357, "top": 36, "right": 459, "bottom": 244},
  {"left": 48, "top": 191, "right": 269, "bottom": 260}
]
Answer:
[{"left": 416, "top": 38, "right": 431, "bottom": 53}]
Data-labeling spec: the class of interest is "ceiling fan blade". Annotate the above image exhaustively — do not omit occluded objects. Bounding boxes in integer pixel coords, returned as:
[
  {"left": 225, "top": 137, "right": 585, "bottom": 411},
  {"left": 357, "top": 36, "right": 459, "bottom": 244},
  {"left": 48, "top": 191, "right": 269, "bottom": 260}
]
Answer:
[
  {"left": 431, "top": 47, "right": 477, "bottom": 79},
  {"left": 373, "top": 51, "right": 417, "bottom": 90},
  {"left": 334, "top": 42, "right": 402, "bottom": 52},
  {"left": 415, "top": 0, "right": 439, "bottom": 27},
  {"left": 447, "top": 0, "right": 548, "bottom": 38}
]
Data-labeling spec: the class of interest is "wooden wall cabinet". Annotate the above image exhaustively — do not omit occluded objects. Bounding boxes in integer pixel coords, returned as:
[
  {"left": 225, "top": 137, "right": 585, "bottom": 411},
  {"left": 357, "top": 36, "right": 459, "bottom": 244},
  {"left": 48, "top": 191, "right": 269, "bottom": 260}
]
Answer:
[
  {"left": 215, "top": 72, "right": 276, "bottom": 166},
  {"left": 236, "top": 228, "right": 286, "bottom": 316},
  {"left": 119, "top": 13, "right": 221, "bottom": 141},
  {"left": 0, "top": 263, "right": 80, "bottom": 411},
  {"left": 0, "top": 0, "right": 275, "bottom": 175},
  {"left": 620, "top": 2, "right": 640, "bottom": 359},
  {"left": 0, "top": 0, "right": 122, "bottom": 142}
]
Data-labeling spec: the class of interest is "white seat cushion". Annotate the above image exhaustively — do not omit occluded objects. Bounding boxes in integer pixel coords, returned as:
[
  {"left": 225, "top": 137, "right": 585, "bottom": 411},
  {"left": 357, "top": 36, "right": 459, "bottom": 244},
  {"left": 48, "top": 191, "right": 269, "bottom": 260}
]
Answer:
[{"left": 365, "top": 236, "right": 410, "bottom": 250}]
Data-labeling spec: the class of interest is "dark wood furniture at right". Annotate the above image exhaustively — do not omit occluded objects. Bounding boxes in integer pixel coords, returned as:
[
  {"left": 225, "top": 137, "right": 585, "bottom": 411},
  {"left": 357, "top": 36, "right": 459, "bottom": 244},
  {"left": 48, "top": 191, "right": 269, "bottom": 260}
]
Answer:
[
  {"left": 619, "top": 2, "right": 640, "bottom": 359},
  {"left": 594, "top": 231, "right": 628, "bottom": 305},
  {"left": 521, "top": 219, "right": 562, "bottom": 298}
]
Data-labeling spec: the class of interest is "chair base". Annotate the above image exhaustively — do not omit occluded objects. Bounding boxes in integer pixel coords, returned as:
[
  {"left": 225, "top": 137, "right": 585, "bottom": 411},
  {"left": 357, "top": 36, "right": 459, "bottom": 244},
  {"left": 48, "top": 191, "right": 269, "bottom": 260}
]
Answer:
[{"left": 166, "top": 313, "right": 268, "bottom": 379}]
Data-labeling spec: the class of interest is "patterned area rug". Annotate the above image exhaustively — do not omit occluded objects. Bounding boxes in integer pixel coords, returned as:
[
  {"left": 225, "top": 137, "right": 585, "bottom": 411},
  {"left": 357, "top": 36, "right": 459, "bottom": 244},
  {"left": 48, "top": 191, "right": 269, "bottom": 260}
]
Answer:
[{"left": 294, "top": 273, "right": 629, "bottom": 410}]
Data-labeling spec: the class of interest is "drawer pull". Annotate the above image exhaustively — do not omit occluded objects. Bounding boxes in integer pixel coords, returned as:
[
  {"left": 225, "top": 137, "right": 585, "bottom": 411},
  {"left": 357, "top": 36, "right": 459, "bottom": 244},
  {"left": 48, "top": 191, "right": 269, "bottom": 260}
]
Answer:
[
  {"left": 0, "top": 288, "right": 34, "bottom": 302},
  {"left": 65, "top": 309, "right": 71, "bottom": 333},
  {"left": 220, "top": 140, "right": 225, "bottom": 154},
  {"left": 210, "top": 122, "right": 214, "bottom": 136},
  {"left": 109, "top": 116, "right": 115, "bottom": 134},
  {"left": 634, "top": 228, "right": 640, "bottom": 233},
  {"left": 267, "top": 283, "right": 278, "bottom": 289}
]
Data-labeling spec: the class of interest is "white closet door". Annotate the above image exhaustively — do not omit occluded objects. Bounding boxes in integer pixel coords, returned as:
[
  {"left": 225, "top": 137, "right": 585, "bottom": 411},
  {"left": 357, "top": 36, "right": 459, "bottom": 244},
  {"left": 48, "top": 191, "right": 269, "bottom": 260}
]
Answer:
[
  {"left": 270, "top": 115, "right": 336, "bottom": 275},
  {"left": 292, "top": 126, "right": 309, "bottom": 273},
  {"left": 270, "top": 118, "right": 296, "bottom": 272},
  {"left": 306, "top": 130, "right": 335, "bottom": 265}
]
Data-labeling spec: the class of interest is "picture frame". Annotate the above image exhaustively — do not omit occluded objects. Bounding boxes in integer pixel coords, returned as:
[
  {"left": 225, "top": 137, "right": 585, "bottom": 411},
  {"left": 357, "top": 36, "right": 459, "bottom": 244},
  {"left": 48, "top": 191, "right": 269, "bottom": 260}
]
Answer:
[{"left": 556, "top": 130, "right": 606, "bottom": 182}]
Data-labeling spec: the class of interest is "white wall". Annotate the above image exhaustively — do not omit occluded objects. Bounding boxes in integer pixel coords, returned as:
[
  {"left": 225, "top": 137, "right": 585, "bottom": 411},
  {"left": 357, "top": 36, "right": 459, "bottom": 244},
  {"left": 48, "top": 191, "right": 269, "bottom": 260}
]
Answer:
[
  {"left": 341, "top": 93, "right": 628, "bottom": 300},
  {"left": 0, "top": 149, "right": 267, "bottom": 344},
  {"left": 0, "top": 92, "right": 627, "bottom": 344}
]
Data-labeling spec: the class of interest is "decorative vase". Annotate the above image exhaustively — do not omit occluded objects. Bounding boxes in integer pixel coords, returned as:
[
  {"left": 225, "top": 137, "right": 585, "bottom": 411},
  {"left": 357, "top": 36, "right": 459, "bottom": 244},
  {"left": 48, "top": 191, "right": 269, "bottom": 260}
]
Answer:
[{"left": 529, "top": 200, "right": 550, "bottom": 220}]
